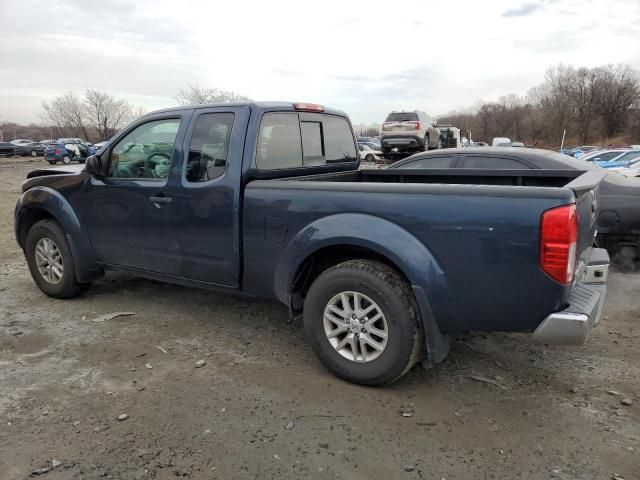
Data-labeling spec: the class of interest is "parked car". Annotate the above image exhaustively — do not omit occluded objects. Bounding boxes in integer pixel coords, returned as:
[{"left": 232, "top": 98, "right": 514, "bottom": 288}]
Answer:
[
  {"left": 0, "top": 142, "right": 17, "bottom": 157},
  {"left": 471, "top": 141, "right": 489, "bottom": 147},
  {"left": 491, "top": 137, "right": 512, "bottom": 147},
  {"left": 511, "top": 141, "right": 525, "bottom": 147},
  {"left": 612, "top": 158, "right": 640, "bottom": 177},
  {"left": 380, "top": 110, "right": 440, "bottom": 157},
  {"left": 594, "top": 150, "right": 640, "bottom": 169},
  {"left": 357, "top": 136, "right": 381, "bottom": 149},
  {"left": 580, "top": 149, "right": 630, "bottom": 163},
  {"left": 358, "top": 143, "right": 383, "bottom": 162},
  {"left": 15, "top": 101, "right": 609, "bottom": 386},
  {"left": 562, "top": 145, "right": 599, "bottom": 158},
  {"left": 15, "top": 142, "right": 47, "bottom": 157},
  {"left": 388, "top": 147, "right": 640, "bottom": 264},
  {"left": 10, "top": 139, "right": 34, "bottom": 146},
  {"left": 44, "top": 140, "right": 96, "bottom": 164}
]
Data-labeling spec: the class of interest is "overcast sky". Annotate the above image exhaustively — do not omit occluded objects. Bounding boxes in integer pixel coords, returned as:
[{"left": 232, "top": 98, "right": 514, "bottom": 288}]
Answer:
[{"left": 1, "top": 0, "right": 639, "bottom": 125}]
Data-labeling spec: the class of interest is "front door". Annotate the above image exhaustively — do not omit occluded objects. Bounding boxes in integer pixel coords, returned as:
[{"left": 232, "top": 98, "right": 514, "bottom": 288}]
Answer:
[
  {"left": 161, "top": 106, "right": 249, "bottom": 286},
  {"left": 83, "top": 114, "right": 190, "bottom": 273}
]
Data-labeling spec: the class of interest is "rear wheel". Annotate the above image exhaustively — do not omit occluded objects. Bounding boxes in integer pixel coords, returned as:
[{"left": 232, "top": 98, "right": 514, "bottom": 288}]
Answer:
[
  {"left": 423, "top": 135, "right": 430, "bottom": 151},
  {"left": 365, "top": 154, "right": 374, "bottom": 162},
  {"left": 31, "top": 149, "right": 37, "bottom": 157},
  {"left": 303, "top": 260, "right": 422, "bottom": 385},
  {"left": 25, "top": 219, "right": 90, "bottom": 298}
]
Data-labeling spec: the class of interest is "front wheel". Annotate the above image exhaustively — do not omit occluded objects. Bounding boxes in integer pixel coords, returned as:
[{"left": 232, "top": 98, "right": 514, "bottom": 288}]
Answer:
[
  {"left": 62, "top": 155, "right": 72, "bottom": 164},
  {"left": 31, "top": 150, "right": 37, "bottom": 157},
  {"left": 303, "top": 260, "right": 422, "bottom": 386},
  {"left": 25, "top": 219, "right": 90, "bottom": 298}
]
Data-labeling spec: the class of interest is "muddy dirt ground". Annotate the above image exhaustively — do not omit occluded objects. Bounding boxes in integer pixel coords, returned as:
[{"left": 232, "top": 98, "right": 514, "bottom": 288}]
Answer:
[{"left": 0, "top": 157, "right": 638, "bottom": 480}]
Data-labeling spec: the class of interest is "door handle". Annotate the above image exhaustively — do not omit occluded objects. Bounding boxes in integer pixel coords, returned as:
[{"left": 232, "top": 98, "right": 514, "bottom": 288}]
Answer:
[{"left": 149, "top": 195, "right": 172, "bottom": 204}]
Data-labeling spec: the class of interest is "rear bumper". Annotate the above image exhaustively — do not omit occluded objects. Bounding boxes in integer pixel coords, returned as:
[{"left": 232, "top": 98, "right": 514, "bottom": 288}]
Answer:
[
  {"left": 533, "top": 248, "right": 609, "bottom": 345},
  {"left": 381, "top": 135, "right": 425, "bottom": 151}
]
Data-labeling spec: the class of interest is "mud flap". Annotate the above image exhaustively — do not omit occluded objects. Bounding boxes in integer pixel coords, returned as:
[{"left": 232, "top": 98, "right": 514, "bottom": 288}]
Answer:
[{"left": 412, "top": 285, "right": 450, "bottom": 364}]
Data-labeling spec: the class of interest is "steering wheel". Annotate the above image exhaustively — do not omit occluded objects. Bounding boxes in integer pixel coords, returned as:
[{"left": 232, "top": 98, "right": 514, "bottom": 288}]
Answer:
[{"left": 143, "top": 153, "right": 171, "bottom": 178}]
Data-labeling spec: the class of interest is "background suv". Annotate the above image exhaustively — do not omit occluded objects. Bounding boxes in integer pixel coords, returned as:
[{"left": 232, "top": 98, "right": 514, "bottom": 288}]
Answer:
[{"left": 380, "top": 110, "right": 440, "bottom": 157}]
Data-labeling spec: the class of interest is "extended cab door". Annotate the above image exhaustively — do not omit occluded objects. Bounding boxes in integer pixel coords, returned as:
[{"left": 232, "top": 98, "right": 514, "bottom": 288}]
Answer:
[
  {"left": 161, "top": 106, "right": 251, "bottom": 287},
  {"left": 83, "top": 112, "right": 192, "bottom": 273}
]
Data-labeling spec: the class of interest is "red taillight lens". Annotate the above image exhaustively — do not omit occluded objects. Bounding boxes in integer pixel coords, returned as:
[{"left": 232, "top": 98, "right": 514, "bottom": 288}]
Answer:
[
  {"left": 411, "top": 121, "right": 421, "bottom": 130},
  {"left": 54, "top": 149, "right": 61, "bottom": 155},
  {"left": 540, "top": 204, "right": 578, "bottom": 284}
]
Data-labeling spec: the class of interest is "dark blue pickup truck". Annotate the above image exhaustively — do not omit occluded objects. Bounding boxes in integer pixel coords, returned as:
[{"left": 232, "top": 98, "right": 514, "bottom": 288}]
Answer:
[{"left": 15, "top": 102, "right": 610, "bottom": 385}]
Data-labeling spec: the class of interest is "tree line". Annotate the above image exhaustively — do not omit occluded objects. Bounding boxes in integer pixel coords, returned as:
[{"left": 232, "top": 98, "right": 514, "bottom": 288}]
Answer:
[
  {"left": 39, "top": 90, "right": 146, "bottom": 142},
  {"left": 0, "top": 85, "right": 250, "bottom": 143},
  {"left": 440, "top": 63, "right": 640, "bottom": 148}
]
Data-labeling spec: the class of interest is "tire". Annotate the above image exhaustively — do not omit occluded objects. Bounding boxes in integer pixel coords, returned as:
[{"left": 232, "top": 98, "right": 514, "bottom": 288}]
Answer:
[
  {"left": 31, "top": 150, "right": 37, "bottom": 157},
  {"left": 25, "top": 219, "right": 90, "bottom": 298},
  {"left": 303, "top": 260, "right": 422, "bottom": 386},
  {"left": 365, "top": 154, "right": 374, "bottom": 162},
  {"left": 423, "top": 135, "right": 430, "bottom": 151},
  {"left": 62, "top": 155, "right": 72, "bottom": 165}
]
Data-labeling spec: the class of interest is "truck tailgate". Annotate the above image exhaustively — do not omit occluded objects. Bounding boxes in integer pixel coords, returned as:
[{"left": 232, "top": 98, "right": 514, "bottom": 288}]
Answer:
[{"left": 566, "top": 170, "right": 607, "bottom": 263}]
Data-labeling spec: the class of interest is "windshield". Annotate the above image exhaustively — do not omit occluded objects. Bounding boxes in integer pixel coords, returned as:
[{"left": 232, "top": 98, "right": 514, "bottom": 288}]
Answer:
[{"left": 385, "top": 112, "right": 418, "bottom": 122}]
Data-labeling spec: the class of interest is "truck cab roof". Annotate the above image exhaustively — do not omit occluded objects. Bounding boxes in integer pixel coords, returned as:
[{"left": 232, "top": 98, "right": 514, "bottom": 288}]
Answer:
[{"left": 143, "top": 101, "right": 349, "bottom": 118}]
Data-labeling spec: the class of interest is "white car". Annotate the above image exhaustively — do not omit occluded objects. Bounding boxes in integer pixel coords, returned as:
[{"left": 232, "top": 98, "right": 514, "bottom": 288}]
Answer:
[
  {"left": 491, "top": 137, "right": 512, "bottom": 147},
  {"left": 579, "top": 149, "right": 629, "bottom": 163},
  {"left": 610, "top": 158, "right": 640, "bottom": 177},
  {"left": 358, "top": 143, "right": 383, "bottom": 162},
  {"left": 10, "top": 139, "right": 34, "bottom": 146}
]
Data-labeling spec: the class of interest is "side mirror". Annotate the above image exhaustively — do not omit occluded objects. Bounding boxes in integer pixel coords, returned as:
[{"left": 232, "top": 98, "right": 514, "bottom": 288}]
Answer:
[{"left": 85, "top": 154, "right": 106, "bottom": 178}]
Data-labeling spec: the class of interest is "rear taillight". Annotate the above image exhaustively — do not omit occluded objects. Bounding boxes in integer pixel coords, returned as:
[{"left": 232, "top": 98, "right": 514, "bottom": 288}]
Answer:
[
  {"left": 54, "top": 149, "right": 61, "bottom": 155},
  {"left": 410, "top": 121, "right": 421, "bottom": 130},
  {"left": 540, "top": 204, "right": 578, "bottom": 284}
]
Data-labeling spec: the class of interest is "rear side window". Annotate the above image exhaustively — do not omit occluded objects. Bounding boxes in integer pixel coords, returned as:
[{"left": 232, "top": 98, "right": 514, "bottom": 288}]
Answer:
[
  {"left": 256, "top": 113, "right": 356, "bottom": 170},
  {"left": 461, "top": 156, "right": 531, "bottom": 169},
  {"left": 186, "top": 113, "right": 234, "bottom": 182},
  {"left": 385, "top": 112, "right": 418, "bottom": 122},
  {"left": 396, "top": 155, "right": 456, "bottom": 169}
]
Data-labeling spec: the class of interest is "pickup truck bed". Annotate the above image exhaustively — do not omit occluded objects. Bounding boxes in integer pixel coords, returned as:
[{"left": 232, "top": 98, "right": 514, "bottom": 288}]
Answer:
[{"left": 243, "top": 169, "right": 604, "bottom": 335}]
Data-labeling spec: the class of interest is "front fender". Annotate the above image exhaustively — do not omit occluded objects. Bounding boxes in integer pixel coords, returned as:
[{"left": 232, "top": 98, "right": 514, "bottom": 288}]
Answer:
[
  {"left": 276, "top": 213, "right": 454, "bottom": 361},
  {"left": 15, "top": 186, "right": 100, "bottom": 281}
]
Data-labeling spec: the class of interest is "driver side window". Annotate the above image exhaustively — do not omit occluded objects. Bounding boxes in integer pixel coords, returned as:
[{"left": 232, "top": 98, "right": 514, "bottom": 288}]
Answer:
[{"left": 109, "top": 118, "right": 181, "bottom": 179}]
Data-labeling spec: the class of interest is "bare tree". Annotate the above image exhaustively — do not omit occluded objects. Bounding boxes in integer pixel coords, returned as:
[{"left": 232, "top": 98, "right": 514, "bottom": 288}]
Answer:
[
  {"left": 84, "top": 89, "right": 131, "bottom": 140},
  {"left": 41, "top": 92, "right": 89, "bottom": 139},
  {"left": 594, "top": 65, "right": 640, "bottom": 138},
  {"left": 173, "top": 84, "right": 250, "bottom": 105},
  {"left": 125, "top": 105, "right": 147, "bottom": 124}
]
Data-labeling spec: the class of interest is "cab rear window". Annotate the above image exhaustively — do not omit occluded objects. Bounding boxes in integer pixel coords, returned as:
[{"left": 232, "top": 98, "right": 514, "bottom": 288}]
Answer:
[{"left": 256, "top": 113, "right": 356, "bottom": 170}]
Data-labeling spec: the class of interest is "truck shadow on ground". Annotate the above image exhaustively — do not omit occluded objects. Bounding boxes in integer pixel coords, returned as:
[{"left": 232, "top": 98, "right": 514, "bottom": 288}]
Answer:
[{"left": 80, "top": 272, "right": 573, "bottom": 393}]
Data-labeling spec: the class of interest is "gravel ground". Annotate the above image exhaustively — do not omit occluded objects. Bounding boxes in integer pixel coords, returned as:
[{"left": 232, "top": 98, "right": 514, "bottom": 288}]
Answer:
[{"left": 0, "top": 157, "right": 638, "bottom": 480}]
